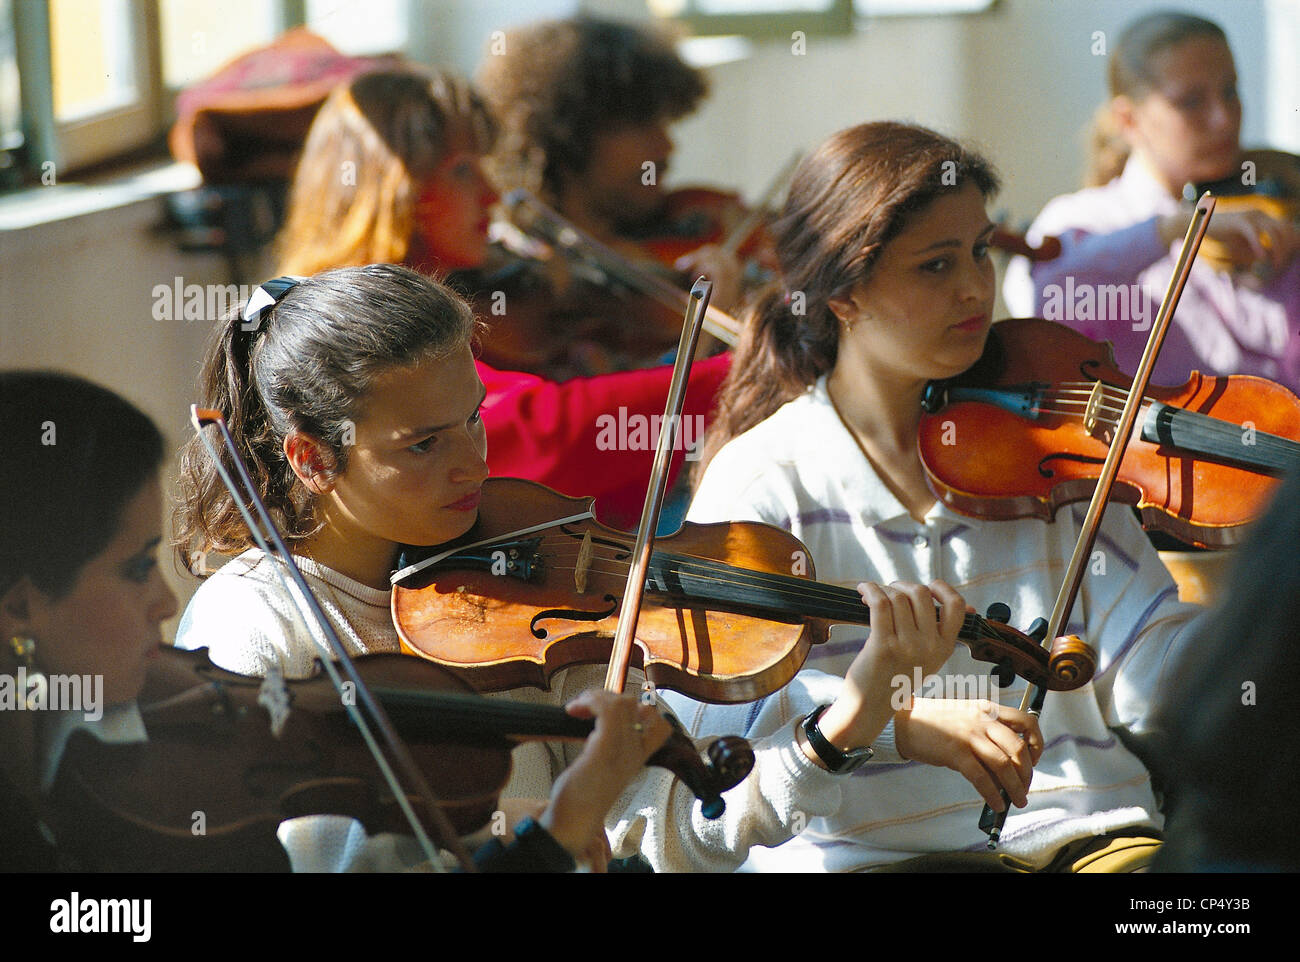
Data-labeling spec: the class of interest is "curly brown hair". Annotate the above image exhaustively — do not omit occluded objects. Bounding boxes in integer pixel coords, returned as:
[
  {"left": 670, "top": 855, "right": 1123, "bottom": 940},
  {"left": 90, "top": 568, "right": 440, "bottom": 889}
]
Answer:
[{"left": 475, "top": 16, "right": 706, "bottom": 199}]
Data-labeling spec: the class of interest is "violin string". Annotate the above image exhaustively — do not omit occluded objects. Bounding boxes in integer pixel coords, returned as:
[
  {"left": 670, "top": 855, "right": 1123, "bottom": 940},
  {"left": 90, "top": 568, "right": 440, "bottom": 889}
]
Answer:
[
  {"left": 966, "top": 384, "right": 1297, "bottom": 464},
  {"left": 522, "top": 556, "right": 1005, "bottom": 643},
  {"left": 526, "top": 534, "right": 962, "bottom": 615},
  {"left": 496, "top": 533, "right": 867, "bottom": 614},
  {"left": 523, "top": 534, "right": 870, "bottom": 607},
  {"left": 473, "top": 533, "right": 1007, "bottom": 642}
]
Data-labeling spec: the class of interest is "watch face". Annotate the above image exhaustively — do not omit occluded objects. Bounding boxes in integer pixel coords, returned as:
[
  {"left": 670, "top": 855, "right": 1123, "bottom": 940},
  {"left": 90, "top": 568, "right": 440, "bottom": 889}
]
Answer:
[{"left": 839, "top": 747, "right": 873, "bottom": 773}]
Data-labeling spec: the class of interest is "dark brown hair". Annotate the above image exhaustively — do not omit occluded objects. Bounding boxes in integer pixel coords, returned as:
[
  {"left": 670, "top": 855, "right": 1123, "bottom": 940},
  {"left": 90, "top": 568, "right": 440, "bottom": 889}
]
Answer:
[
  {"left": 1087, "top": 11, "right": 1230, "bottom": 186},
  {"left": 695, "top": 122, "right": 998, "bottom": 478},
  {"left": 476, "top": 16, "right": 705, "bottom": 199},
  {"left": 1, "top": 372, "right": 164, "bottom": 599},
  {"left": 173, "top": 264, "right": 477, "bottom": 569}
]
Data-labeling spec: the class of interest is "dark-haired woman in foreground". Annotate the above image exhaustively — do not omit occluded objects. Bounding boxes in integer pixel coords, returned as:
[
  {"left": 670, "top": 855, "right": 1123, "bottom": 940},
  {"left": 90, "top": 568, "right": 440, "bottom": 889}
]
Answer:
[{"left": 0, "top": 372, "right": 177, "bottom": 870}]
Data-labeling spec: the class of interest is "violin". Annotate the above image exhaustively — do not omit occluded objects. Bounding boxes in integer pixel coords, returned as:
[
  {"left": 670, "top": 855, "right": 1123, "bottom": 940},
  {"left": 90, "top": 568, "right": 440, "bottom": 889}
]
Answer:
[
  {"left": 621, "top": 186, "right": 779, "bottom": 274},
  {"left": 41, "top": 645, "right": 754, "bottom": 871},
  {"left": 1188, "top": 149, "right": 1300, "bottom": 275},
  {"left": 989, "top": 226, "right": 1062, "bottom": 263},
  {"left": 918, "top": 317, "right": 1300, "bottom": 548},
  {"left": 501, "top": 190, "right": 743, "bottom": 347},
  {"left": 390, "top": 478, "right": 1097, "bottom": 702},
  {"left": 449, "top": 241, "right": 668, "bottom": 380}
]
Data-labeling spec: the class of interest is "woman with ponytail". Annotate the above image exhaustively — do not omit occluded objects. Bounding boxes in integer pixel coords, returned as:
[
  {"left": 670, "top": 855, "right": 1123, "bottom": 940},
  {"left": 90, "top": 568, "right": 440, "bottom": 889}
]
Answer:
[
  {"left": 1002, "top": 10, "right": 1300, "bottom": 394},
  {"left": 608, "top": 122, "right": 1202, "bottom": 873},
  {"left": 172, "top": 264, "right": 671, "bottom": 872}
]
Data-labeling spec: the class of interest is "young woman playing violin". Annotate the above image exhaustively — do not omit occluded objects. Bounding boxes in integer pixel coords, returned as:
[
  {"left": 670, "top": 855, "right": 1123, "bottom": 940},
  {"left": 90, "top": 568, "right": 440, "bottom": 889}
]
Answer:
[
  {"left": 1003, "top": 10, "right": 1300, "bottom": 394},
  {"left": 171, "top": 266, "right": 687, "bottom": 871},
  {"left": 274, "top": 67, "right": 728, "bottom": 528},
  {"left": 608, "top": 123, "right": 1204, "bottom": 873},
  {"left": 172, "top": 263, "right": 957, "bottom": 872}
]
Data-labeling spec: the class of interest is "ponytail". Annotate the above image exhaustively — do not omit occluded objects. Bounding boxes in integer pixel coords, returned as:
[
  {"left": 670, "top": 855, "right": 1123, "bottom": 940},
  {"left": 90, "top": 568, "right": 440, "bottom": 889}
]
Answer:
[
  {"left": 1085, "top": 103, "right": 1130, "bottom": 188},
  {"left": 693, "top": 285, "right": 837, "bottom": 481}
]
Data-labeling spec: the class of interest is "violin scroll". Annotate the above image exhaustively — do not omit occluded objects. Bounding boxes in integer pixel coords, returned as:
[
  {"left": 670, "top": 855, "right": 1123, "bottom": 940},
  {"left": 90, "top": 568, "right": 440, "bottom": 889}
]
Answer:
[
  {"left": 649, "top": 719, "right": 754, "bottom": 820},
  {"left": 1045, "top": 634, "right": 1096, "bottom": 691}
]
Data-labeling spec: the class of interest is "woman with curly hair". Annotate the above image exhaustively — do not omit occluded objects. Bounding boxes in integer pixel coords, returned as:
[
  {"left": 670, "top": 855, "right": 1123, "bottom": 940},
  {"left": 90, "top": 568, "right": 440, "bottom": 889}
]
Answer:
[{"left": 477, "top": 15, "right": 744, "bottom": 312}]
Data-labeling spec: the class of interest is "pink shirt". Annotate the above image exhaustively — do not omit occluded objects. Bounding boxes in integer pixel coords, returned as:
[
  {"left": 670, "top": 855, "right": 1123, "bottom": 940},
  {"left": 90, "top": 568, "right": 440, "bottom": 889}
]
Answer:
[{"left": 1002, "top": 157, "right": 1300, "bottom": 394}]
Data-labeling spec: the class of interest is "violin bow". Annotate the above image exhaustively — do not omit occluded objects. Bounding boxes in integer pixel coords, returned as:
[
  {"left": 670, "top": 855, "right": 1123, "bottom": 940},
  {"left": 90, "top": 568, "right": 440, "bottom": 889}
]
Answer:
[
  {"left": 190, "top": 408, "right": 475, "bottom": 872},
  {"left": 979, "top": 193, "right": 1217, "bottom": 848},
  {"left": 604, "top": 278, "right": 713, "bottom": 694},
  {"left": 717, "top": 150, "right": 801, "bottom": 258},
  {"left": 502, "top": 190, "right": 742, "bottom": 345}
]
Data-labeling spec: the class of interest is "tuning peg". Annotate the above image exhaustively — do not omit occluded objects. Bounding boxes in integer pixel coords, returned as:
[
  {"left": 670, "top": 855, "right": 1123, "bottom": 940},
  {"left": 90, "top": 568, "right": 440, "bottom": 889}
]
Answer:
[
  {"left": 990, "top": 658, "right": 1016, "bottom": 689},
  {"left": 1024, "top": 617, "right": 1048, "bottom": 643}
]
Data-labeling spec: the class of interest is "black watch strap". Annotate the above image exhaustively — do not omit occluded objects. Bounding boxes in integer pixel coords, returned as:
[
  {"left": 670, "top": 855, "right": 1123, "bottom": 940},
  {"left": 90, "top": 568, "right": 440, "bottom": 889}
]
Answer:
[{"left": 804, "top": 704, "right": 874, "bottom": 773}]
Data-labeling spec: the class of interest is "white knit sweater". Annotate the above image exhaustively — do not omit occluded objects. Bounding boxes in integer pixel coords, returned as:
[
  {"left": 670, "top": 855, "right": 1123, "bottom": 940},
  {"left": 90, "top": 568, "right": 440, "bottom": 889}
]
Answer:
[{"left": 610, "top": 376, "right": 1204, "bottom": 872}]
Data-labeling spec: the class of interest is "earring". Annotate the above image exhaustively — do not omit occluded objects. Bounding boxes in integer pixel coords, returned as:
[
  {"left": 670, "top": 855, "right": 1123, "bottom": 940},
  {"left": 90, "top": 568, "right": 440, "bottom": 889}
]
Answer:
[
  {"left": 9, "top": 634, "right": 37, "bottom": 670},
  {"left": 9, "top": 636, "right": 47, "bottom": 710}
]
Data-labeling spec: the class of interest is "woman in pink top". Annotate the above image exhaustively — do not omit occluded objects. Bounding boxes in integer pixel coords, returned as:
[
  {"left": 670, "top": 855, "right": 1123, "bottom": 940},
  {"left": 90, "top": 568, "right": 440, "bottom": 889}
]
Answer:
[{"left": 1003, "top": 11, "right": 1300, "bottom": 394}]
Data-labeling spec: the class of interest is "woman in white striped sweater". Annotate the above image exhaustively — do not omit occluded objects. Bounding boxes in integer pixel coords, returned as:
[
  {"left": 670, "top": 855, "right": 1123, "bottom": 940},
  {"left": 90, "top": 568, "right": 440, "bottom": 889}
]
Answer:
[{"left": 611, "top": 122, "right": 1202, "bottom": 873}]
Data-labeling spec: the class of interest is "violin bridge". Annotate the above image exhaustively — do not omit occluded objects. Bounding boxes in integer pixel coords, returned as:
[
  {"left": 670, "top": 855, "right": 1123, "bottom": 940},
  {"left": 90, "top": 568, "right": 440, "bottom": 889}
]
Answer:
[
  {"left": 575, "top": 532, "right": 594, "bottom": 594},
  {"left": 1083, "top": 381, "right": 1111, "bottom": 441}
]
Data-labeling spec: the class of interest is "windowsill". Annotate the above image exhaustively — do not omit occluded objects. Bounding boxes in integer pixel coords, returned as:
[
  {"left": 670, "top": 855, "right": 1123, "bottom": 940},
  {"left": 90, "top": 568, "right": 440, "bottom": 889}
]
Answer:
[{"left": 0, "top": 160, "right": 202, "bottom": 232}]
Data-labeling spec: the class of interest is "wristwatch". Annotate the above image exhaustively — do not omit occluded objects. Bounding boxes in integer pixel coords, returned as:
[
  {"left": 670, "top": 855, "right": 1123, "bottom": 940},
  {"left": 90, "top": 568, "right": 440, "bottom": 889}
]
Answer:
[{"left": 803, "top": 704, "right": 874, "bottom": 773}]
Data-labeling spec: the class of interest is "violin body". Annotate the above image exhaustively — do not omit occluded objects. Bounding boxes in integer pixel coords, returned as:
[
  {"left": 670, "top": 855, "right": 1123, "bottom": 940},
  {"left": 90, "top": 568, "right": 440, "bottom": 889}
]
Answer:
[
  {"left": 392, "top": 478, "right": 1095, "bottom": 699},
  {"left": 45, "top": 641, "right": 758, "bottom": 869},
  {"left": 624, "top": 186, "right": 778, "bottom": 272},
  {"left": 919, "top": 318, "right": 1300, "bottom": 547},
  {"left": 393, "top": 478, "right": 816, "bottom": 704},
  {"left": 46, "top": 646, "right": 515, "bottom": 871},
  {"left": 1192, "top": 149, "right": 1300, "bottom": 275},
  {"left": 455, "top": 242, "right": 683, "bottom": 380}
]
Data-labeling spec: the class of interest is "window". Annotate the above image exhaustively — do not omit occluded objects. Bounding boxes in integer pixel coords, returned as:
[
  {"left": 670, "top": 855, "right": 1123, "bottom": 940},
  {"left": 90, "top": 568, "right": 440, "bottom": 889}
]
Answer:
[{"left": 649, "top": 0, "right": 996, "bottom": 37}]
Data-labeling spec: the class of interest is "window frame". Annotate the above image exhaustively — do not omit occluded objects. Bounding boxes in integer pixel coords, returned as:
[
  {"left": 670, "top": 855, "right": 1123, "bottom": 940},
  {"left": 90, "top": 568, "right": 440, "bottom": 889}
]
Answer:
[{"left": 5, "top": 0, "right": 308, "bottom": 185}]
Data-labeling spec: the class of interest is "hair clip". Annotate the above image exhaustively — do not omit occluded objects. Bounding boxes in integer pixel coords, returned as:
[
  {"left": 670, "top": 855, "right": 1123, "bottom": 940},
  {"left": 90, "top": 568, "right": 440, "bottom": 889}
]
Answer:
[{"left": 240, "top": 276, "right": 306, "bottom": 333}]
